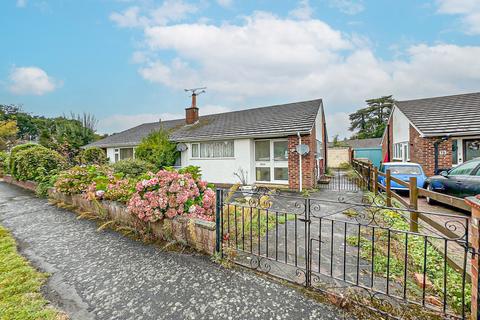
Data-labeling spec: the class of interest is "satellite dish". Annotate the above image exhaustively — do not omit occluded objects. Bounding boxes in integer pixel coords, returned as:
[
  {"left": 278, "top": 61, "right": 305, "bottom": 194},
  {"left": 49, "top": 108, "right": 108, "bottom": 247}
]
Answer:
[
  {"left": 176, "top": 143, "right": 188, "bottom": 152},
  {"left": 296, "top": 144, "right": 310, "bottom": 155}
]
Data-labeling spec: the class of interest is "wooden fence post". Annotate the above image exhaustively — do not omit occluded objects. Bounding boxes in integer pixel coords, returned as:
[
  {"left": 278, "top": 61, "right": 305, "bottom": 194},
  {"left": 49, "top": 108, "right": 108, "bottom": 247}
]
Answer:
[
  {"left": 465, "top": 196, "right": 480, "bottom": 320},
  {"left": 373, "top": 167, "right": 378, "bottom": 195},
  {"left": 386, "top": 169, "right": 392, "bottom": 207},
  {"left": 409, "top": 177, "right": 419, "bottom": 233}
]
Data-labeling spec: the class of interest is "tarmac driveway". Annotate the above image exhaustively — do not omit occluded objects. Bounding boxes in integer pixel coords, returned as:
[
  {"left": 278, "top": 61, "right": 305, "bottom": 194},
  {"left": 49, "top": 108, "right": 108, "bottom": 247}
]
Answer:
[{"left": 0, "top": 182, "right": 345, "bottom": 320}]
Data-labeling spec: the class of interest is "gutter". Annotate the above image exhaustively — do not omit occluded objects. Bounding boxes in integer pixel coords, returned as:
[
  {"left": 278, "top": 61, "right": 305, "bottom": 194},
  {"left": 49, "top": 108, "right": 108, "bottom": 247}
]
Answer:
[{"left": 422, "top": 130, "right": 480, "bottom": 138}]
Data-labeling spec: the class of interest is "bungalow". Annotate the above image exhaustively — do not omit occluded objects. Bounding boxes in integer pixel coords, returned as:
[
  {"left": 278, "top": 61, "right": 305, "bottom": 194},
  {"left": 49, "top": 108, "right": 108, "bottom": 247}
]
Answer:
[
  {"left": 86, "top": 97, "right": 328, "bottom": 190},
  {"left": 381, "top": 92, "right": 480, "bottom": 176}
]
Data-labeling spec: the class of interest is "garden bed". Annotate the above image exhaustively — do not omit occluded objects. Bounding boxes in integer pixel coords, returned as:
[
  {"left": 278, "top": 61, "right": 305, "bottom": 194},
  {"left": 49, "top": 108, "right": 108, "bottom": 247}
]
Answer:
[{"left": 48, "top": 189, "right": 217, "bottom": 255}]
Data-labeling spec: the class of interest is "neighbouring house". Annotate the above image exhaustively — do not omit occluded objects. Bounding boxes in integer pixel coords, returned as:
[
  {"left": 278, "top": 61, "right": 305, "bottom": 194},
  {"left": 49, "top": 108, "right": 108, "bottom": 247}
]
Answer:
[
  {"left": 381, "top": 92, "right": 480, "bottom": 176},
  {"left": 85, "top": 97, "right": 328, "bottom": 190}
]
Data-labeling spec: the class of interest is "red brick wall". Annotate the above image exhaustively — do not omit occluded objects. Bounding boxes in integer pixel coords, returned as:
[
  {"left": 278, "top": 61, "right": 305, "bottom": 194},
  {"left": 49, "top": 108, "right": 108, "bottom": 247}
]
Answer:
[
  {"left": 288, "top": 128, "right": 317, "bottom": 190},
  {"left": 409, "top": 125, "right": 453, "bottom": 176},
  {"left": 185, "top": 107, "right": 199, "bottom": 124}
]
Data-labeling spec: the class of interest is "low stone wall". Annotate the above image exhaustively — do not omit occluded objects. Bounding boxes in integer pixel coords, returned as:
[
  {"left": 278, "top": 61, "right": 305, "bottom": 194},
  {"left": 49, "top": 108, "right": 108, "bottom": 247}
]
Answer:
[
  {"left": 2, "top": 175, "right": 38, "bottom": 192},
  {"left": 48, "top": 189, "right": 216, "bottom": 255}
]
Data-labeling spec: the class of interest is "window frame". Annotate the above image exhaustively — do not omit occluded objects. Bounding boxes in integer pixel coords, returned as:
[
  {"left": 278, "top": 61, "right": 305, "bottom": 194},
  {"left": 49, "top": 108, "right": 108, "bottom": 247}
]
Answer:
[
  {"left": 393, "top": 142, "right": 409, "bottom": 161},
  {"left": 114, "top": 147, "right": 135, "bottom": 162},
  {"left": 190, "top": 140, "right": 235, "bottom": 159},
  {"left": 254, "top": 138, "right": 289, "bottom": 184}
]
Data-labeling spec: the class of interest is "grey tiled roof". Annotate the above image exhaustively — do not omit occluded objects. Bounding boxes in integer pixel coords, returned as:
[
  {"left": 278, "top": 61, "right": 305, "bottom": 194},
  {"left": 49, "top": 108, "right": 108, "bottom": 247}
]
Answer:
[
  {"left": 86, "top": 99, "right": 322, "bottom": 148},
  {"left": 395, "top": 92, "right": 480, "bottom": 137}
]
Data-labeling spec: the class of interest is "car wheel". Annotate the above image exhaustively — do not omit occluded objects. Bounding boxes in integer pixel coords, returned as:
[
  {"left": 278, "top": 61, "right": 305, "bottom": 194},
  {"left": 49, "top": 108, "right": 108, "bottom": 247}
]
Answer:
[{"left": 426, "top": 184, "right": 436, "bottom": 205}]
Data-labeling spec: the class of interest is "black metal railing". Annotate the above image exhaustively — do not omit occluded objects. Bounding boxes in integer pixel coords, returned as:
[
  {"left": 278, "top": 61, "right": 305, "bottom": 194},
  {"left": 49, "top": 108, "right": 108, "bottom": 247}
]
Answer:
[{"left": 216, "top": 189, "right": 472, "bottom": 319}]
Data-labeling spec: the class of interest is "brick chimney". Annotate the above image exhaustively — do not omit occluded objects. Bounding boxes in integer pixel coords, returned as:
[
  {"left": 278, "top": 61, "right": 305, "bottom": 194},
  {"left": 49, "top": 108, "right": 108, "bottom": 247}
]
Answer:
[{"left": 185, "top": 93, "right": 199, "bottom": 125}]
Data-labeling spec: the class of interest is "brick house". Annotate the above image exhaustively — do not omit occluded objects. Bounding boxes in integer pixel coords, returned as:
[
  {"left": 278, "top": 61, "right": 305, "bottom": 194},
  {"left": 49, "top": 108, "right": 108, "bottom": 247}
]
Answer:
[
  {"left": 381, "top": 92, "right": 480, "bottom": 176},
  {"left": 86, "top": 98, "right": 328, "bottom": 191}
]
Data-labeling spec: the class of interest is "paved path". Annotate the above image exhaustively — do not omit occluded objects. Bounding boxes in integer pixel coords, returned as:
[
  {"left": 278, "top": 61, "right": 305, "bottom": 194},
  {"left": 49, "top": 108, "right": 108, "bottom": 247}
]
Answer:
[{"left": 0, "top": 182, "right": 345, "bottom": 320}]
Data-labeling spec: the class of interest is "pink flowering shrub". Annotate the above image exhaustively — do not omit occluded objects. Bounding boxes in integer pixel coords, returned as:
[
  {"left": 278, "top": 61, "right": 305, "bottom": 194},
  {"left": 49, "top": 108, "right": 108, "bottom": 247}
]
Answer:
[
  {"left": 55, "top": 165, "right": 113, "bottom": 195},
  {"left": 128, "top": 170, "right": 215, "bottom": 222}
]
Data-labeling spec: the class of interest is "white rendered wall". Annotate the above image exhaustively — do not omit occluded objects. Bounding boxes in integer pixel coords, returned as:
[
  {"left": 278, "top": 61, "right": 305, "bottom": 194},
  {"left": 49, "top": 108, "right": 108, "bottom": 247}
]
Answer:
[
  {"left": 181, "top": 139, "right": 254, "bottom": 184},
  {"left": 106, "top": 147, "right": 116, "bottom": 163},
  {"left": 392, "top": 107, "right": 411, "bottom": 144}
]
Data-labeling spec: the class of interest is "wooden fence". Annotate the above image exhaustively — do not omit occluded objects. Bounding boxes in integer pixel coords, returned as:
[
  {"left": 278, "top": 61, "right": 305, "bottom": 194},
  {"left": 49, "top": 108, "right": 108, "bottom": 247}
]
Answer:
[{"left": 352, "top": 159, "right": 471, "bottom": 233}]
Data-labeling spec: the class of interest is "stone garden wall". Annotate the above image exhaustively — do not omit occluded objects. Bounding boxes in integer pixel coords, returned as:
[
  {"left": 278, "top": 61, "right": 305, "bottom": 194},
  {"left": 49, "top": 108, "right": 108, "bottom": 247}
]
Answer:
[
  {"left": 2, "top": 175, "right": 216, "bottom": 255},
  {"left": 3, "top": 175, "right": 38, "bottom": 192},
  {"left": 48, "top": 189, "right": 216, "bottom": 255}
]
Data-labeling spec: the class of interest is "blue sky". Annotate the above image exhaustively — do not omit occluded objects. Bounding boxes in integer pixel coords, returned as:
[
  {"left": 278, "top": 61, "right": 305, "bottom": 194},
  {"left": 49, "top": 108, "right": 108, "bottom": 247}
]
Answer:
[{"left": 1, "top": 0, "right": 479, "bottom": 137}]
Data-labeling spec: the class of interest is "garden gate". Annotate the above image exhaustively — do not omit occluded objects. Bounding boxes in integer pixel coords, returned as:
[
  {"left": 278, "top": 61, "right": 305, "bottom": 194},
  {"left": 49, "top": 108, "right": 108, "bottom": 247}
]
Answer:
[{"left": 215, "top": 189, "right": 474, "bottom": 319}]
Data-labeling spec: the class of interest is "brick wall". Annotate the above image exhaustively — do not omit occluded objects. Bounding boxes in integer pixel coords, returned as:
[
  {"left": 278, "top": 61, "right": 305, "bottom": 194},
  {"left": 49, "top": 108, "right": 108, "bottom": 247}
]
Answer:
[
  {"left": 409, "top": 125, "right": 452, "bottom": 176},
  {"left": 288, "top": 129, "right": 317, "bottom": 190}
]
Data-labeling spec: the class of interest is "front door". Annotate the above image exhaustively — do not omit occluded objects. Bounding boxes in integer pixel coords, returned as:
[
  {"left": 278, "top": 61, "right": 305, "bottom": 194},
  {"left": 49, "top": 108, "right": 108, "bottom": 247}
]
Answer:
[{"left": 254, "top": 139, "right": 289, "bottom": 184}]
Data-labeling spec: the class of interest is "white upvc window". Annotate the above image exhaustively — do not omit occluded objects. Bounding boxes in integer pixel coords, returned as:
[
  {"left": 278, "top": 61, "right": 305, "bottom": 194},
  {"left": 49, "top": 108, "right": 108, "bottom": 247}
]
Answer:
[
  {"left": 190, "top": 140, "right": 234, "bottom": 158},
  {"left": 254, "top": 139, "right": 289, "bottom": 184},
  {"left": 393, "top": 142, "right": 409, "bottom": 161},
  {"left": 114, "top": 148, "right": 135, "bottom": 162}
]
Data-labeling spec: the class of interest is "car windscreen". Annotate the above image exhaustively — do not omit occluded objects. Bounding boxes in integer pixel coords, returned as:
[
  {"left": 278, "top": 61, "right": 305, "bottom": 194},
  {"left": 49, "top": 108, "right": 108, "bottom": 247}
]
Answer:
[{"left": 387, "top": 166, "right": 421, "bottom": 175}]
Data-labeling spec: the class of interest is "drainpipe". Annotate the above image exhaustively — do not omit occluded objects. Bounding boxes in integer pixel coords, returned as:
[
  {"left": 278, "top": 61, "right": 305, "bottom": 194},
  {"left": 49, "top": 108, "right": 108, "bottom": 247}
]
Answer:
[{"left": 297, "top": 132, "right": 302, "bottom": 193}]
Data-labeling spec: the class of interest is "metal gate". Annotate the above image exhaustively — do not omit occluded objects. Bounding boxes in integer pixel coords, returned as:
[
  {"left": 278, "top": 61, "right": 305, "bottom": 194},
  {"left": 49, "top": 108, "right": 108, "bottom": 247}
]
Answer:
[
  {"left": 318, "top": 168, "right": 366, "bottom": 192},
  {"left": 215, "top": 189, "right": 473, "bottom": 319}
]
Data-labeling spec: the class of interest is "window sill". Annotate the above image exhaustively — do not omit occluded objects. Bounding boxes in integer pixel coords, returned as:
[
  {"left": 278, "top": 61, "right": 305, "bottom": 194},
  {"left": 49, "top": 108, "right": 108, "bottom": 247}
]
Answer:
[{"left": 190, "top": 157, "right": 235, "bottom": 160}]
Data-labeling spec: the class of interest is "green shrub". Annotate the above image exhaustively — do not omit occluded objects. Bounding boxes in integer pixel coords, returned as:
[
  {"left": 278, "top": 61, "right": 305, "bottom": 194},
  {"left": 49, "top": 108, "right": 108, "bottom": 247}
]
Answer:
[
  {"left": 75, "top": 147, "right": 108, "bottom": 165},
  {"left": 36, "top": 174, "right": 58, "bottom": 198},
  {"left": 8, "top": 143, "right": 37, "bottom": 176},
  {"left": 0, "top": 151, "right": 8, "bottom": 176},
  {"left": 165, "top": 165, "right": 202, "bottom": 180},
  {"left": 112, "top": 158, "right": 156, "bottom": 178},
  {"left": 135, "top": 128, "right": 178, "bottom": 169},
  {"left": 338, "top": 162, "right": 352, "bottom": 170},
  {"left": 12, "top": 145, "right": 67, "bottom": 183},
  {"left": 54, "top": 165, "right": 112, "bottom": 195}
]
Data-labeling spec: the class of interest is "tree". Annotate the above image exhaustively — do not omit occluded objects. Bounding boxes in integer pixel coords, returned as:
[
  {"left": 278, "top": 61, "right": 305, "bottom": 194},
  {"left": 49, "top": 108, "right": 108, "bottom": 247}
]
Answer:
[
  {"left": 135, "top": 128, "right": 178, "bottom": 169},
  {"left": 349, "top": 96, "right": 395, "bottom": 139},
  {"left": 0, "top": 120, "right": 18, "bottom": 150}
]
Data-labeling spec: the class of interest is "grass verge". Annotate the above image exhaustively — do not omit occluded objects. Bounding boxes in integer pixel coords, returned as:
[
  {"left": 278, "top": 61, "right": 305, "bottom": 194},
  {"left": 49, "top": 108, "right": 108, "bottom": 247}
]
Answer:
[{"left": 0, "top": 225, "right": 65, "bottom": 320}]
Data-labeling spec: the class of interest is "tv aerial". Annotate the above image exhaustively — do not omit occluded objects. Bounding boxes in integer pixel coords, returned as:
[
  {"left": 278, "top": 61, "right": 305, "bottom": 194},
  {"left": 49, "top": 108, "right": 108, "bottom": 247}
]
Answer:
[{"left": 184, "top": 87, "right": 207, "bottom": 96}]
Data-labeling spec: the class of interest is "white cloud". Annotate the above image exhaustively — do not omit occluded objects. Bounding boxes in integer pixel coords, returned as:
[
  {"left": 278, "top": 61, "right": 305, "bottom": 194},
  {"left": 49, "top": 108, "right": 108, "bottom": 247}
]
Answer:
[
  {"left": 328, "top": 0, "right": 364, "bottom": 15},
  {"left": 110, "top": 6, "right": 148, "bottom": 28},
  {"left": 110, "top": 8, "right": 480, "bottom": 138},
  {"left": 326, "top": 112, "right": 350, "bottom": 139},
  {"left": 99, "top": 104, "right": 231, "bottom": 133},
  {"left": 138, "top": 13, "right": 480, "bottom": 105},
  {"left": 216, "top": 0, "right": 233, "bottom": 8},
  {"left": 8, "top": 66, "right": 60, "bottom": 95},
  {"left": 16, "top": 0, "right": 26, "bottom": 8},
  {"left": 437, "top": 0, "right": 480, "bottom": 34},
  {"left": 110, "top": 0, "right": 197, "bottom": 28},
  {"left": 289, "top": 0, "right": 313, "bottom": 20}
]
